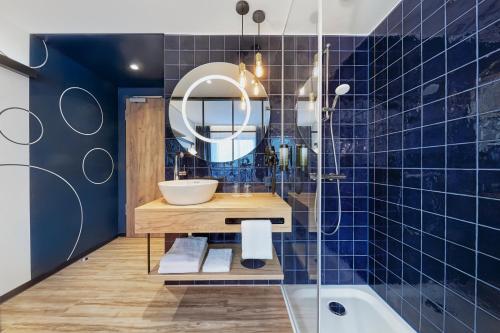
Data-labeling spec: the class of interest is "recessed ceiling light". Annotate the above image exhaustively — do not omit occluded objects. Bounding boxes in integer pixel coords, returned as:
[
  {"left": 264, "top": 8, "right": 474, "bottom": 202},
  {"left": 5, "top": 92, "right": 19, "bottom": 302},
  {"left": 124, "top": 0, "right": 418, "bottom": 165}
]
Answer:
[{"left": 129, "top": 63, "right": 140, "bottom": 71}]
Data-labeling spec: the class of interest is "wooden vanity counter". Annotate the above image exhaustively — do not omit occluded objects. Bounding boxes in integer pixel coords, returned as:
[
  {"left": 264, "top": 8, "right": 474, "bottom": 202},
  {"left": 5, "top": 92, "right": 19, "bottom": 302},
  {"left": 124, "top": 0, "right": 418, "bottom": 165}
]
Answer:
[{"left": 134, "top": 193, "right": 292, "bottom": 234}]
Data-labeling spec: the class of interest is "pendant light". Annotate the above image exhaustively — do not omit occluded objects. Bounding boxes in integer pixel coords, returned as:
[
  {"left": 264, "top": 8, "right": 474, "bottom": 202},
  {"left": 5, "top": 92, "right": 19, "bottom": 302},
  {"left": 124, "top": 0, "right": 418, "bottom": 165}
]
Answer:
[
  {"left": 252, "top": 79, "right": 260, "bottom": 96},
  {"left": 253, "top": 9, "right": 265, "bottom": 78},
  {"left": 236, "top": 1, "right": 249, "bottom": 88}
]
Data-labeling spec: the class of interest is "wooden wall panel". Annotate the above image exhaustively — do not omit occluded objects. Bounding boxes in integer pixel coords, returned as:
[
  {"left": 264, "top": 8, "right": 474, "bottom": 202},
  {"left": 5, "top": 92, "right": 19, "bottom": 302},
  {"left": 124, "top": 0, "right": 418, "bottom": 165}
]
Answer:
[{"left": 125, "top": 98, "right": 164, "bottom": 237}]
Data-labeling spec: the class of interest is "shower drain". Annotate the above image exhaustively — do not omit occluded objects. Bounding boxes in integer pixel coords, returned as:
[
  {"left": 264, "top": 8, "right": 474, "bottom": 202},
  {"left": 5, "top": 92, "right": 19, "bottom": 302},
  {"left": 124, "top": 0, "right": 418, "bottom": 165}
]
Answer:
[{"left": 328, "top": 302, "right": 347, "bottom": 316}]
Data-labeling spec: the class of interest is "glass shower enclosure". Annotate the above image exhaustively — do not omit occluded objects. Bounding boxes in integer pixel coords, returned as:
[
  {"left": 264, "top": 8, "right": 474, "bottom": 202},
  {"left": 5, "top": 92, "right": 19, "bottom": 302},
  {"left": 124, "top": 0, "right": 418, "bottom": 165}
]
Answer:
[{"left": 280, "top": 0, "right": 322, "bottom": 332}]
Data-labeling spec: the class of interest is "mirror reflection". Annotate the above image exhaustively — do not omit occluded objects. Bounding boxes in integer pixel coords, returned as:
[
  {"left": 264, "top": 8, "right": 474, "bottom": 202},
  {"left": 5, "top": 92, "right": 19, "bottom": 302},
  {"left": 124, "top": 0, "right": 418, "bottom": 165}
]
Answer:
[
  {"left": 169, "top": 62, "right": 270, "bottom": 163},
  {"left": 296, "top": 76, "right": 319, "bottom": 153}
]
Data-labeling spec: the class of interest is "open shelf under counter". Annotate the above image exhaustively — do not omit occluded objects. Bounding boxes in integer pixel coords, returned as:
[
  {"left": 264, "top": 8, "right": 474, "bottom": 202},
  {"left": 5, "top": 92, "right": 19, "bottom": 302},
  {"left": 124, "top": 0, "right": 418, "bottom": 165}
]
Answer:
[
  {"left": 135, "top": 193, "right": 292, "bottom": 234},
  {"left": 149, "top": 243, "right": 283, "bottom": 281}
]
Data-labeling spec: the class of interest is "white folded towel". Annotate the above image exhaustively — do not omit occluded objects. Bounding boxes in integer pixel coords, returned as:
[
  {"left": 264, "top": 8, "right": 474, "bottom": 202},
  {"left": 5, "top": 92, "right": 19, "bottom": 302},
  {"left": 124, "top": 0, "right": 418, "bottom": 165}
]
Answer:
[
  {"left": 241, "top": 220, "right": 272, "bottom": 260},
  {"left": 202, "top": 248, "right": 233, "bottom": 272},
  {"left": 158, "top": 237, "right": 208, "bottom": 274}
]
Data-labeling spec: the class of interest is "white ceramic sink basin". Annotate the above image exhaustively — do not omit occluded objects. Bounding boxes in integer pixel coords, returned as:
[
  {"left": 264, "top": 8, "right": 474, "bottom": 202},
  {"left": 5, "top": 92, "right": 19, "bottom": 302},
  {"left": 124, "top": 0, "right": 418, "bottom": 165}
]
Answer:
[{"left": 158, "top": 179, "right": 218, "bottom": 205}]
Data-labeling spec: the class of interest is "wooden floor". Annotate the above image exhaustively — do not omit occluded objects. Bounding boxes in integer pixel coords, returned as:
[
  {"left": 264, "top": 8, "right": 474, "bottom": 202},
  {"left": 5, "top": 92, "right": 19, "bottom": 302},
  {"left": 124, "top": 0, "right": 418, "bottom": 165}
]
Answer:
[{"left": 0, "top": 237, "right": 292, "bottom": 333}]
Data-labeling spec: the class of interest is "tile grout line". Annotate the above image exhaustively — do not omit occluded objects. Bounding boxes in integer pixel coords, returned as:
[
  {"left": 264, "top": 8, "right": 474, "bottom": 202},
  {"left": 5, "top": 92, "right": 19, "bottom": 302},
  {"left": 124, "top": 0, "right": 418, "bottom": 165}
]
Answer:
[{"left": 474, "top": 0, "right": 480, "bottom": 331}]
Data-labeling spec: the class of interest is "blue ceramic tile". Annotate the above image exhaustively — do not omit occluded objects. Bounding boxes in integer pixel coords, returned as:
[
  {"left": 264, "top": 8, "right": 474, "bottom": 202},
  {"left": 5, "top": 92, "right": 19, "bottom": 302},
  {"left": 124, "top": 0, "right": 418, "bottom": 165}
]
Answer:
[
  {"left": 447, "top": 143, "right": 476, "bottom": 168},
  {"left": 446, "top": 194, "right": 476, "bottom": 223},
  {"left": 478, "top": 253, "right": 500, "bottom": 290},
  {"left": 447, "top": 116, "right": 477, "bottom": 144},
  {"left": 445, "top": 288, "right": 475, "bottom": 329},
  {"left": 179, "top": 35, "right": 194, "bottom": 50},
  {"left": 422, "top": 5, "right": 445, "bottom": 38},
  {"left": 422, "top": 190, "right": 445, "bottom": 215},
  {"left": 403, "top": 0, "right": 421, "bottom": 18},
  {"left": 422, "top": 0, "right": 444, "bottom": 20},
  {"left": 478, "top": 19, "right": 500, "bottom": 57},
  {"left": 478, "top": 0, "right": 500, "bottom": 30},
  {"left": 447, "top": 62, "right": 477, "bottom": 96},
  {"left": 422, "top": 146, "right": 445, "bottom": 168},
  {"left": 403, "top": 66, "right": 422, "bottom": 91},
  {"left": 422, "top": 211, "right": 445, "bottom": 237},
  {"left": 404, "top": 148, "right": 422, "bottom": 168},
  {"left": 422, "top": 76, "right": 445, "bottom": 104},
  {"left": 447, "top": 36, "right": 477, "bottom": 72},
  {"left": 447, "top": 88, "right": 476, "bottom": 120},
  {"left": 446, "top": 7, "right": 476, "bottom": 48},
  {"left": 422, "top": 234, "right": 445, "bottom": 262},
  {"left": 421, "top": 308, "right": 443, "bottom": 333},
  {"left": 477, "top": 280, "right": 500, "bottom": 319},
  {"left": 478, "top": 141, "right": 500, "bottom": 169},
  {"left": 423, "top": 99, "right": 446, "bottom": 125},
  {"left": 403, "top": 4, "right": 422, "bottom": 36},
  {"left": 447, "top": 170, "right": 476, "bottom": 195},
  {"left": 446, "top": 0, "right": 475, "bottom": 25},
  {"left": 478, "top": 170, "right": 500, "bottom": 199},
  {"left": 404, "top": 86, "right": 422, "bottom": 110},
  {"left": 422, "top": 169, "right": 446, "bottom": 192},
  {"left": 164, "top": 35, "right": 179, "bottom": 49},
  {"left": 478, "top": 226, "right": 500, "bottom": 259},
  {"left": 446, "top": 242, "right": 476, "bottom": 276},
  {"left": 476, "top": 306, "right": 500, "bottom": 333},
  {"left": 423, "top": 123, "right": 445, "bottom": 147},
  {"left": 422, "top": 30, "right": 446, "bottom": 61},
  {"left": 478, "top": 197, "right": 500, "bottom": 229},
  {"left": 423, "top": 53, "right": 445, "bottom": 82},
  {"left": 446, "top": 265, "right": 475, "bottom": 303},
  {"left": 404, "top": 128, "right": 421, "bottom": 148},
  {"left": 479, "top": 49, "right": 500, "bottom": 84}
]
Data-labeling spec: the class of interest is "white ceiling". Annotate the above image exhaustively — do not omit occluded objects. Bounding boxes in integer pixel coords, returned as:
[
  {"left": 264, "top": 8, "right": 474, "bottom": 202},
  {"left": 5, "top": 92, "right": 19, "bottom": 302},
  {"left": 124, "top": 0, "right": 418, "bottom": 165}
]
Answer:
[{"left": 0, "top": 0, "right": 400, "bottom": 35}]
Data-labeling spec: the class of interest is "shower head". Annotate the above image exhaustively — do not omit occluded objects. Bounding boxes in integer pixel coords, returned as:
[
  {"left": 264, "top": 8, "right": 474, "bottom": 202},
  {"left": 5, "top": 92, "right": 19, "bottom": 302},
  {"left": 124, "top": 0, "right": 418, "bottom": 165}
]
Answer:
[
  {"left": 335, "top": 84, "right": 350, "bottom": 96},
  {"left": 323, "top": 83, "right": 351, "bottom": 121}
]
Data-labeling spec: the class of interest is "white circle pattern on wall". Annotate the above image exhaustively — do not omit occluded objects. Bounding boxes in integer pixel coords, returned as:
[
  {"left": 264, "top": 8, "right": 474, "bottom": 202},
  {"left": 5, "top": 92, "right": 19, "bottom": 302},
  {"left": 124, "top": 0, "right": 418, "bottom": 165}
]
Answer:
[
  {"left": 0, "top": 107, "right": 44, "bottom": 145},
  {"left": 59, "top": 87, "right": 103, "bottom": 136},
  {"left": 0, "top": 164, "right": 83, "bottom": 261},
  {"left": 82, "top": 148, "right": 114, "bottom": 185},
  {"left": 30, "top": 39, "right": 49, "bottom": 69}
]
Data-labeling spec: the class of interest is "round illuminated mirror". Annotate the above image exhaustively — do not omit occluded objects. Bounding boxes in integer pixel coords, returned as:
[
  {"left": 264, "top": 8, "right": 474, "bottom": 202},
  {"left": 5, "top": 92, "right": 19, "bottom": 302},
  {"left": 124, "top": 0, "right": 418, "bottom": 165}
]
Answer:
[{"left": 169, "top": 62, "right": 270, "bottom": 163}]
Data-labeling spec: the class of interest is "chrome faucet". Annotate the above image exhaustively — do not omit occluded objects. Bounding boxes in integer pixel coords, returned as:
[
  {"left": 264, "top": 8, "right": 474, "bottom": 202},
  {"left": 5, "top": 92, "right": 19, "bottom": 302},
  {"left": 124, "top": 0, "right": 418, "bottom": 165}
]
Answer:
[{"left": 174, "top": 152, "right": 187, "bottom": 180}]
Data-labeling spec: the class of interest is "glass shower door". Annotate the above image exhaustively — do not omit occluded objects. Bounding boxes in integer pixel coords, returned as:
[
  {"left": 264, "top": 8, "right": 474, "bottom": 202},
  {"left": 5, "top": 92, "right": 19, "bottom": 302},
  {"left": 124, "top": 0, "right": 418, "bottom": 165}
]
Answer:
[{"left": 281, "top": 0, "right": 322, "bottom": 332}]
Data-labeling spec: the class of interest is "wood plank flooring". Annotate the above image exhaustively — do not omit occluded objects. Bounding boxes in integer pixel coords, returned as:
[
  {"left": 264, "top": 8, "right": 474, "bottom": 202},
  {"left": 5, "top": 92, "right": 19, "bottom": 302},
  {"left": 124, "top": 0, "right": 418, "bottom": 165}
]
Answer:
[{"left": 0, "top": 237, "right": 292, "bottom": 333}]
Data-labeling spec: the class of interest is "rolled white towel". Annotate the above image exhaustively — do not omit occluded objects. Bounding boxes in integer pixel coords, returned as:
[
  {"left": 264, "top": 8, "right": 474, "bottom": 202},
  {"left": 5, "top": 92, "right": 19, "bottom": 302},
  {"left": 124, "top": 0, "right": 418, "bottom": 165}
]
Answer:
[{"left": 202, "top": 248, "right": 233, "bottom": 273}]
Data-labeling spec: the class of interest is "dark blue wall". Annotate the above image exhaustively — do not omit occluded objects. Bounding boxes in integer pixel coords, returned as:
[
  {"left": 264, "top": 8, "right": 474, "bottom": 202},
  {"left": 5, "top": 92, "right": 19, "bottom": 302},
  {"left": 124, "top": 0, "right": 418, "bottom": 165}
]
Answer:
[
  {"left": 29, "top": 38, "right": 118, "bottom": 278},
  {"left": 368, "top": 0, "right": 500, "bottom": 332}
]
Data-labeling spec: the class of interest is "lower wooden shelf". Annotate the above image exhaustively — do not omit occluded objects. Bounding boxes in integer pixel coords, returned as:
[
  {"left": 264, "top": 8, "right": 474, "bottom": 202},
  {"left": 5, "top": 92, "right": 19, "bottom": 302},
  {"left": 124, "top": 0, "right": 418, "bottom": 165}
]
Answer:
[{"left": 149, "top": 243, "right": 283, "bottom": 281}]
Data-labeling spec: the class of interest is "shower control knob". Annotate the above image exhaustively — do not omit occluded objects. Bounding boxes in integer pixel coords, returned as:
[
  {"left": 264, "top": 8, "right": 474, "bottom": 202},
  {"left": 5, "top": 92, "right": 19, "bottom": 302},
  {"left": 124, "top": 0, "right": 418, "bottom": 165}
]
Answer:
[
  {"left": 324, "top": 173, "right": 347, "bottom": 181},
  {"left": 309, "top": 173, "right": 346, "bottom": 181}
]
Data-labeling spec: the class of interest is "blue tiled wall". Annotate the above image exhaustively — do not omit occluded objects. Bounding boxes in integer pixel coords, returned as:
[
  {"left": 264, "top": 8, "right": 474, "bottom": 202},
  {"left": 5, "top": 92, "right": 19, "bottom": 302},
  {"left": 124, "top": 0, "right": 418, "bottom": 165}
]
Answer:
[
  {"left": 163, "top": 34, "right": 286, "bottom": 285},
  {"left": 368, "top": 0, "right": 500, "bottom": 332},
  {"left": 322, "top": 36, "right": 370, "bottom": 284},
  {"left": 162, "top": 34, "right": 371, "bottom": 286},
  {"left": 281, "top": 35, "right": 319, "bottom": 285}
]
